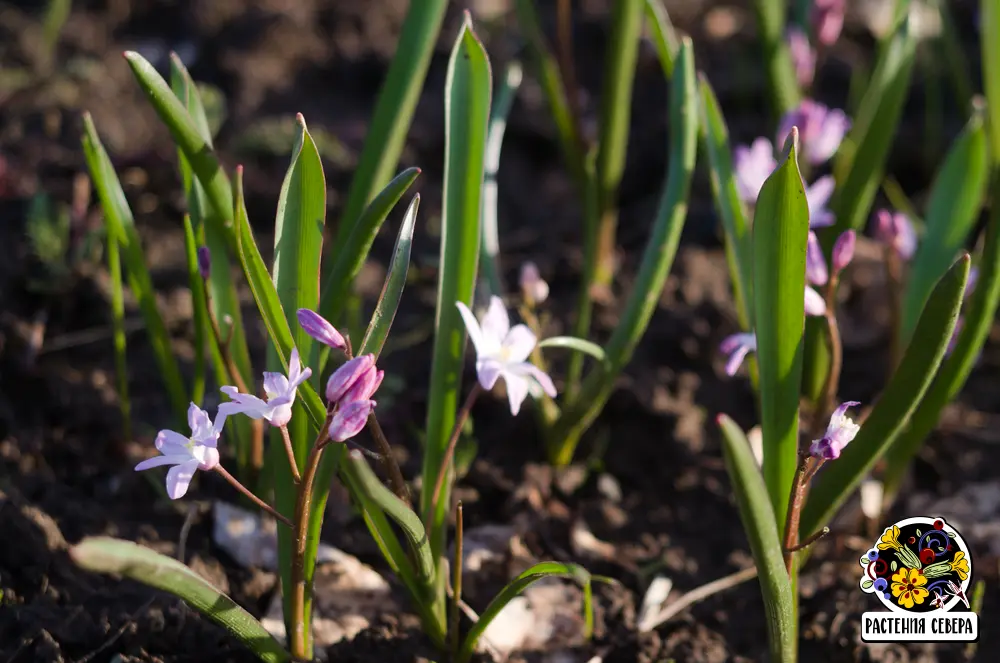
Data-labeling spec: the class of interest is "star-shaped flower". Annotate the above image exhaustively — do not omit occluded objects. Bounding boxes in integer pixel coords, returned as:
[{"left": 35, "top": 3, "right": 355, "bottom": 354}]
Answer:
[
  {"left": 219, "top": 348, "right": 312, "bottom": 427},
  {"left": 135, "top": 403, "right": 226, "bottom": 499}
]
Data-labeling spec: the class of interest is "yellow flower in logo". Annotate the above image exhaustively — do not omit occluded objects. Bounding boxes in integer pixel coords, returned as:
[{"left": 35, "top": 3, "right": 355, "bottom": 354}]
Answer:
[
  {"left": 891, "top": 567, "right": 929, "bottom": 609},
  {"left": 950, "top": 552, "right": 969, "bottom": 581},
  {"left": 878, "top": 525, "right": 902, "bottom": 551}
]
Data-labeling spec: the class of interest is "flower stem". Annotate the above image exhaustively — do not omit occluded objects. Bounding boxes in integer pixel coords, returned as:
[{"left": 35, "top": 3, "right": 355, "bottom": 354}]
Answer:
[
  {"left": 450, "top": 500, "right": 464, "bottom": 659},
  {"left": 782, "top": 455, "right": 825, "bottom": 574},
  {"left": 367, "top": 413, "right": 410, "bottom": 505},
  {"left": 426, "top": 384, "right": 482, "bottom": 534},
  {"left": 279, "top": 425, "right": 301, "bottom": 483},
  {"left": 786, "top": 526, "right": 830, "bottom": 553},
  {"left": 214, "top": 465, "right": 292, "bottom": 528}
]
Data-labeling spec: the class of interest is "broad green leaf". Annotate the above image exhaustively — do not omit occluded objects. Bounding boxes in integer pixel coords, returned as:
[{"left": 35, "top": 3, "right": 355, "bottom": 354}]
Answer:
[
  {"left": 268, "top": 114, "right": 327, "bottom": 657},
  {"left": 319, "top": 167, "right": 421, "bottom": 332},
  {"left": 752, "top": 0, "right": 801, "bottom": 117},
  {"left": 124, "top": 52, "right": 235, "bottom": 239},
  {"left": 883, "top": 174, "right": 1000, "bottom": 498},
  {"left": 592, "top": 0, "right": 644, "bottom": 288},
  {"left": 546, "top": 38, "right": 698, "bottom": 465},
  {"left": 829, "top": 15, "right": 916, "bottom": 239},
  {"left": 183, "top": 216, "right": 207, "bottom": 406},
  {"left": 421, "top": 14, "right": 492, "bottom": 560},
  {"left": 537, "top": 336, "right": 607, "bottom": 364},
  {"left": 70, "top": 537, "right": 290, "bottom": 663},
  {"left": 717, "top": 415, "right": 795, "bottom": 663},
  {"left": 901, "top": 109, "right": 987, "bottom": 340},
  {"left": 81, "top": 113, "right": 188, "bottom": 425},
  {"left": 698, "top": 76, "right": 753, "bottom": 331},
  {"left": 457, "top": 562, "right": 595, "bottom": 663},
  {"left": 514, "top": 0, "right": 587, "bottom": 193},
  {"left": 983, "top": 0, "right": 1000, "bottom": 163},
  {"left": 359, "top": 194, "right": 420, "bottom": 358},
  {"left": 643, "top": 0, "right": 679, "bottom": 79},
  {"left": 801, "top": 255, "right": 970, "bottom": 537},
  {"left": 332, "top": 0, "right": 446, "bottom": 253},
  {"left": 752, "top": 130, "right": 809, "bottom": 525},
  {"left": 106, "top": 230, "right": 131, "bottom": 443},
  {"left": 480, "top": 62, "right": 523, "bottom": 299}
]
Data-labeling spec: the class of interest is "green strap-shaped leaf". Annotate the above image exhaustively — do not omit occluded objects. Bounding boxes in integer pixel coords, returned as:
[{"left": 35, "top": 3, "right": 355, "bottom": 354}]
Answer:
[
  {"left": 643, "top": 0, "right": 679, "bottom": 79},
  {"left": 70, "top": 537, "right": 290, "bottom": 663},
  {"left": 267, "top": 115, "right": 327, "bottom": 657},
  {"left": 480, "top": 62, "right": 523, "bottom": 299},
  {"left": 717, "top": 415, "right": 795, "bottom": 663},
  {"left": 752, "top": 131, "right": 809, "bottom": 526},
  {"left": 318, "top": 167, "right": 420, "bottom": 334},
  {"left": 801, "top": 255, "right": 970, "bottom": 537},
  {"left": 546, "top": 38, "right": 698, "bottom": 465},
  {"left": 698, "top": 76, "right": 754, "bottom": 331},
  {"left": 883, "top": 174, "right": 1000, "bottom": 498},
  {"left": 421, "top": 14, "right": 492, "bottom": 560},
  {"left": 984, "top": 0, "right": 1000, "bottom": 163},
  {"left": 457, "top": 562, "right": 594, "bottom": 663},
  {"left": 106, "top": 228, "right": 131, "bottom": 442},
  {"left": 901, "top": 108, "right": 988, "bottom": 341},
  {"left": 359, "top": 194, "right": 420, "bottom": 358},
  {"left": 537, "top": 336, "right": 607, "bottom": 364},
  {"left": 752, "top": 0, "right": 801, "bottom": 118},
  {"left": 331, "top": 0, "right": 446, "bottom": 255},
  {"left": 829, "top": 15, "right": 917, "bottom": 239},
  {"left": 81, "top": 114, "right": 188, "bottom": 425},
  {"left": 183, "top": 216, "right": 207, "bottom": 406}
]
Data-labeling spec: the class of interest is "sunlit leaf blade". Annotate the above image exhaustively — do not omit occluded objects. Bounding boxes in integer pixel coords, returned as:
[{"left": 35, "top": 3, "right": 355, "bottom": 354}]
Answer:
[
  {"left": 546, "top": 38, "right": 698, "bottom": 464},
  {"left": 698, "top": 76, "right": 753, "bottom": 330},
  {"left": 983, "top": 0, "right": 1000, "bottom": 162},
  {"left": 480, "top": 62, "right": 523, "bottom": 299},
  {"left": 106, "top": 230, "right": 131, "bottom": 442},
  {"left": 752, "top": 130, "right": 809, "bottom": 525},
  {"left": 643, "top": 0, "right": 679, "bottom": 79},
  {"left": 883, "top": 174, "right": 1000, "bottom": 498},
  {"left": 81, "top": 113, "right": 188, "bottom": 425},
  {"left": 359, "top": 194, "right": 420, "bottom": 358},
  {"left": 801, "top": 255, "right": 970, "bottom": 537},
  {"left": 829, "top": 15, "right": 917, "bottom": 239},
  {"left": 752, "top": 0, "right": 801, "bottom": 117},
  {"left": 183, "top": 216, "right": 207, "bottom": 406},
  {"left": 717, "top": 415, "right": 795, "bottom": 663},
  {"left": 457, "top": 562, "right": 594, "bottom": 663},
  {"left": 70, "top": 537, "right": 290, "bottom": 663},
  {"left": 514, "top": 0, "right": 587, "bottom": 193},
  {"left": 319, "top": 167, "right": 421, "bottom": 330},
  {"left": 421, "top": 14, "right": 492, "bottom": 560},
  {"left": 901, "top": 108, "right": 988, "bottom": 340},
  {"left": 537, "top": 336, "right": 607, "bottom": 364},
  {"left": 332, "top": 0, "right": 446, "bottom": 253}
]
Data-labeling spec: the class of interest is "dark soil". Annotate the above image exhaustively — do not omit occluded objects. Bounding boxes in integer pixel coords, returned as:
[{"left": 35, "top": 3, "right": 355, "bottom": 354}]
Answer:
[{"left": 1, "top": 1, "right": 998, "bottom": 662}]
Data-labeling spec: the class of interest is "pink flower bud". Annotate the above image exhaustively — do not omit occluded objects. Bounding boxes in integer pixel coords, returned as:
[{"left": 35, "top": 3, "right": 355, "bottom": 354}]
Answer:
[
  {"left": 325, "top": 354, "right": 375, "bottom": 404},
  {"left": 832, "top": 230, "right": 856, "bottom": 274},
  {"left": 812, "top": 0, "right": 845, "bottom": 46},
  {"left": 343, "top": 367, "right": 383, "bottom": 404},
  {"left": 873, "top": 209, "right": 917, "bottom": 260},
  {"left": 329, "top": 399, "right": 375, "bottom": 442},
  {"left": 197, "top": 447, "right": 220, "bottom": 471},
  {"left": 297, "top": 309, "right": 347, "bottom": 350},
  {"left": 519, "top": 261, "right": 549, "bottom": 304},
  {"left": 197, "top": 246, "right": 211, "bottom": 279},
  {"left": 806, "top": 231, "right": 828, "bottom": 286},
  {"left": 787, "top": 27, "right": 816, "bottom": 88}
]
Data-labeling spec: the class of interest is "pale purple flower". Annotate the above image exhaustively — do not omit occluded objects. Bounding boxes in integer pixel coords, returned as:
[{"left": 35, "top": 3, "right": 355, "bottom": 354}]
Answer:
[
  {"left": 806, "top": 231, "right": 828, "bottom": 286},
  {"left": 832, "top": 230, "right": 856, "bottom": 274},
  {"left": 135, "top": 403, "right": 225, "bottom": 499},
  {"left": 329, "top": 400, "right": 375, "bottom": 442},
  {"left": 219, "top": 348, "right": 312, "bottom": 427},
  {"left": 812, "top": 0, "right": 846, "bottom": 46},
  {"left": 787, "top": 27, "right": 816, "bottom": 88},
  {"left": 804, "top": 286, "right": 827, "bottom": 316},
  {"left": 456, "top": 296, "right": 557, "bottom": 416},
  {"left": 197, "top": 246, "right": 211, "bottom": 280},
  {"left": 873, "top": 209, "right": 918, "bottom": 260},
  {"left": 734, "top": 137, "right": 776, "bottom": 203},
  {"left": 777, "top": 101, "right": 851, "bottom": 165},
  {"left": 720, "top": 332, "right": 757, "bottom": 376},
  {"left": 806, "top": 175, "right": 836, "bottom": 228},
  {"left": 520, "top": 261, "right": 549, "bottom": 305},
  {"left": 325, "top": 354, "right": 381, "bottom": 404},
  {"left": 809, "top": 400, "right": 861, "bottom": 459},
  {"left": 297, "top": 309, "right": 347, "bottom": 351}
]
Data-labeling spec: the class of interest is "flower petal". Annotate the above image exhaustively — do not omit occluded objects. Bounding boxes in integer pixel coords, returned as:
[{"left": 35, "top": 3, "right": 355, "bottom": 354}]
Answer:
[
  {"left": 456, "top": 301, "right": 487, "bottom": 357},
  {"left": 806, "top": 175, "right": 835, "bottom": 213},
  {"left": 481, "top": 296, "right": 510, "bottom": 348},
  {"left": 508, "top": 361, "right": 557, "bottom": 398},
  {"left": 135, "top": 454, "right": 188, "bottom": 471},
  {"left": 329, "top": 400, "right": 374, "bottom": 442},
  {"left": 502, "top": 324, "right": 537, "bottom": 363},
  {"left": 503, "top": 372, "right": 530, "bottom": 416},
  {"left": 155, "top": 429, "right": 191, "bottom": 454},
  {"left": 806, "top": 231, "right": 828, "bottom": 286},
  {"left": 187, "top": 403, "right": 213, "bottom": 438},
  {"left": 165, "top": 459, "right": 200, "bottom": 499},
  {"left": 263, "top": 371, "right": 290, "bottom": 400},
  {"left": 476, "top": 358, "right": 504, "bottom": 391},
  {"left": 804, "top": 286, "right": 827, "bottom": 316},
  {"left": 725, "top": 344, "right": 752, "bottom": 376}
]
